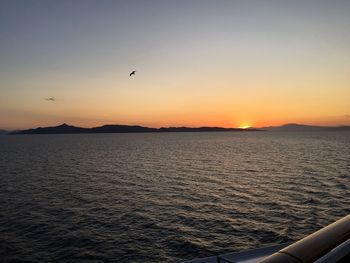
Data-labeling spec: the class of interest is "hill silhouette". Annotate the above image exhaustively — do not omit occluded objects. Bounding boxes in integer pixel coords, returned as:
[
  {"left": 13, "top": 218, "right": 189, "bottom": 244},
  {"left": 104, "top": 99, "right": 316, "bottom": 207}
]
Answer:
[
  {"left": 261, "top": 123, "right": 350, "bottom": 131},
  {"left": 10, "top": 123, "right": 260, "bottom": 135},
  {"left": 9, "top": 123, "right": 350, "bottom": 135}
]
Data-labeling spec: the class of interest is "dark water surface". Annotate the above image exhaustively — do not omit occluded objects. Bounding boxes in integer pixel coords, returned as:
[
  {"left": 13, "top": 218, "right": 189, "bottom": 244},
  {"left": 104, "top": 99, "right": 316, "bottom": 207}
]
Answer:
[{"left": 1, "top": 131, "right": 349, "bottom": 262}]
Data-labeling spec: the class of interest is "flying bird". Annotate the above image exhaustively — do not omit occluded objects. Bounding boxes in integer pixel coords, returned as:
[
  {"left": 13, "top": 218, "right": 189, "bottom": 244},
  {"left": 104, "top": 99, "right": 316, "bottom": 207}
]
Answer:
[
  {"left": 45, "top": 97, "right": 56, "bottom": 102},
  {"left": 129, "top": 70, "right": 136, "bottom": 76}
]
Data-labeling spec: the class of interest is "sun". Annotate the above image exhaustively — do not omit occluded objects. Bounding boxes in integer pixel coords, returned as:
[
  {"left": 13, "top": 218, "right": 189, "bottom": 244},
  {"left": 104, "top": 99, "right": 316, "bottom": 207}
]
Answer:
[{"left": 238, "top": 124, "right": 251, "bottom": 129}]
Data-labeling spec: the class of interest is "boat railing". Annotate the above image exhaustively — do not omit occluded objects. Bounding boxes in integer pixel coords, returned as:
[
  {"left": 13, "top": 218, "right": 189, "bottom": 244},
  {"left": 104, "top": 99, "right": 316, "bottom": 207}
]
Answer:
[
  {"left": 258, "top": 214, "right": 350, "bottom": 263},
  {"left": 184, "top": 214, "right": 350, "bottom": 263}
]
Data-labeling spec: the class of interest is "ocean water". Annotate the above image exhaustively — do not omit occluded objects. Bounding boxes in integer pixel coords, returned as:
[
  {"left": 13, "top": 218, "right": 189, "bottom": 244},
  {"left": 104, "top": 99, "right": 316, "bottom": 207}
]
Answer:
[{"left": 0, "top": 131, "right": 349, "bottom": 262}]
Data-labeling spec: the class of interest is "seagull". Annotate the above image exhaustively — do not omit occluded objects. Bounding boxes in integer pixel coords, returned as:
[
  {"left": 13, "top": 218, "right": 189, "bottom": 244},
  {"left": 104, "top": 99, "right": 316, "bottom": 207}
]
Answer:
[
  {"left": 45, "top": 97, "right": 56, "bottom": 102},
  {"left": 129, "top": 70, "right": 136, "bottom": 76}
]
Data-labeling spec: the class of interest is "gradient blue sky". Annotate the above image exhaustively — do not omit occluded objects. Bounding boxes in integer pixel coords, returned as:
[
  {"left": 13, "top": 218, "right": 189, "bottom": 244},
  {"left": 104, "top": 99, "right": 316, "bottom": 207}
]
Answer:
[{"left": 1, "top": 0, "right": 350, "bottom": 130}]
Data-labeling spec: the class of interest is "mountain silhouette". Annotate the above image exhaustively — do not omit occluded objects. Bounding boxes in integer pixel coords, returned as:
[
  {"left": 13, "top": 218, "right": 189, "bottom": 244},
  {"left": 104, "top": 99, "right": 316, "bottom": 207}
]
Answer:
[
  {"left": 10, "top": 123, "right": 260, "bottom": 135},
  {"left": 261, "top": 123, "right": 350, "bottom": 131},
  {"left": 159, "top": 126, "right": 250, "bottom": 132},
  {"left": 9, "top": 123, "right": 350, "bottom": 135},
  {"left": 11, "top": 123, "right": 87, "bottom": 134}
]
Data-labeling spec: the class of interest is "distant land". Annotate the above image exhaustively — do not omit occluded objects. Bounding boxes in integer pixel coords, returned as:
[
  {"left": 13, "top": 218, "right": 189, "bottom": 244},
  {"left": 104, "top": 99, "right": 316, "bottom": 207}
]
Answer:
[
  {"left": 7, "top": 123, "right": 350, "bottom": 135},
  {"left": 261, "top": 123, "right": 350, "bottom": 132},
  {"left": 0, "top": 129, "right": 7, "bottom": 135},
  {"left": 10, "top": 123, "right": 260, "bottom": 135}
]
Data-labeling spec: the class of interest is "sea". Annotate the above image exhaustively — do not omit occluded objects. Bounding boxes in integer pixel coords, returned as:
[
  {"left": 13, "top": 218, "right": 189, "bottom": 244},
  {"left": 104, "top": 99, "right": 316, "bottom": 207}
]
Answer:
[{"left": 0, "top": 131, "right": 349, "bottom": 262}]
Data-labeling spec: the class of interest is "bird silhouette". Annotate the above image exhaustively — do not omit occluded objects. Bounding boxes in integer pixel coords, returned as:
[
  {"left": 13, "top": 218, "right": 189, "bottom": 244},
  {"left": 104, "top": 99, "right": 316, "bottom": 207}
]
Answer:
[
  {"left": 129, "top": 70, "right": 136, "bottom": 76},
  {"left": 45, "top": 97, "right": 56, "bottom": 102}
]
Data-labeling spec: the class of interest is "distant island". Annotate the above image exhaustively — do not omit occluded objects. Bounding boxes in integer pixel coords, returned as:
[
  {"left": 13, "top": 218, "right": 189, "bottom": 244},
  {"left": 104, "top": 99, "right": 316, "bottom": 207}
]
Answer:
[
  {"left": 6, "top": 123, "right": 350, "bottom": 135},
  {"left": 261, "top": 123, "right": 350, "bottom": 132},
  {"left": 10, "top": 123, "right": 260, "bottom": 135}
]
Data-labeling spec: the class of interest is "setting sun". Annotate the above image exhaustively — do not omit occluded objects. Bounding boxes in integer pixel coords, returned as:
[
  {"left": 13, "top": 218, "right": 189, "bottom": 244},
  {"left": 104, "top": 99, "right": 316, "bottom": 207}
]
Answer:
[{"left": 239, "top": 124, "right": 251, "bottom": 129}]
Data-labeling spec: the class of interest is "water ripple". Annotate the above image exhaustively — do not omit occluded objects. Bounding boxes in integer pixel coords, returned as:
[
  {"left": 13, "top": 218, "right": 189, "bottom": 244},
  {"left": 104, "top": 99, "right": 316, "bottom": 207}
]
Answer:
[{"left": 0, "top": 131, "right": 349, "bottom": 262}]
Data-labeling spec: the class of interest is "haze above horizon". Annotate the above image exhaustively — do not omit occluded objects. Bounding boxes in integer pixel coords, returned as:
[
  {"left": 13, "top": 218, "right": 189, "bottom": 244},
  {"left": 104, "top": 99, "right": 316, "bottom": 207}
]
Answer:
[{"left": 1, "top": 0, "right": 350, "bottom": 130}]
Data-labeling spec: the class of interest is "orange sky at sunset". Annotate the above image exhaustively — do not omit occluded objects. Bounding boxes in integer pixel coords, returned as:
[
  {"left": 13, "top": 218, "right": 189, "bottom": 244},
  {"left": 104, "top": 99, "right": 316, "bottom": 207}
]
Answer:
[{"left": 1, "top": 1, "right": 350, "bottom": 130}]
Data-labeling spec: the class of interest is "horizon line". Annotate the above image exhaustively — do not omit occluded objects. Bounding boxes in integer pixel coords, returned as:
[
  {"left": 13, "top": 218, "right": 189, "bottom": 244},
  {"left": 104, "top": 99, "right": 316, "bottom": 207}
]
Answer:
[{"left": 2, "top": 122, "right": 350, "bottom": 132}]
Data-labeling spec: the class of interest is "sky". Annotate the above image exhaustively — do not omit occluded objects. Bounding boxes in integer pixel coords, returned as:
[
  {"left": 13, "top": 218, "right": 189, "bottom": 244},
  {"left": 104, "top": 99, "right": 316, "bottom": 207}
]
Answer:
[{"left": 1, "top": 0, "right": 350, "bottom": 130}]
